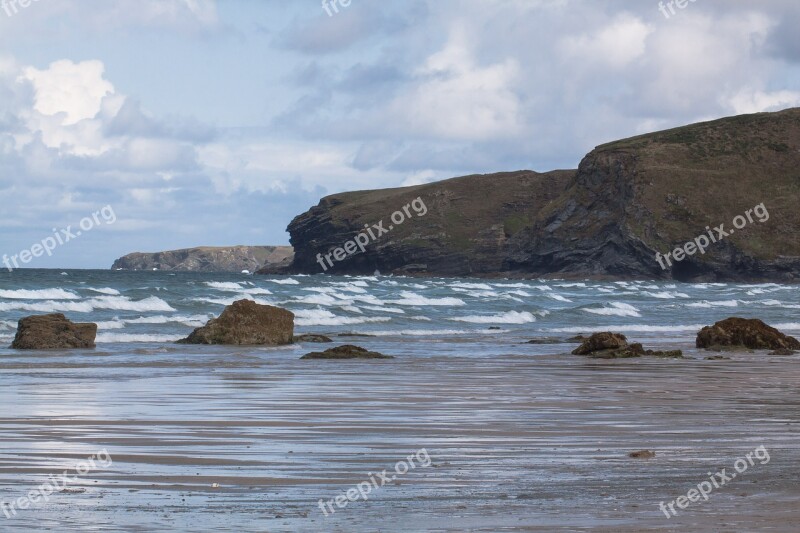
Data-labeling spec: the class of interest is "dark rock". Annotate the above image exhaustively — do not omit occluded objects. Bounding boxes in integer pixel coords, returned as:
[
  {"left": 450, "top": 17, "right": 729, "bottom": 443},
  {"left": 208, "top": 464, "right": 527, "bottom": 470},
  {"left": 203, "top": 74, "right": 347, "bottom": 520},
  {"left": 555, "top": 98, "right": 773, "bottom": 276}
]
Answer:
[
  {"left": 293, "top": 334, "right": 333, "bottom": 343},
  {"left": 769, "top": 348, "right": 796, "bottom": 356},
  {"left": 566, "top": 335, "right": 588, "bottom": 342},
  {"left": 572, "top": 332, "right": 629, "bottom": 355},
  {"left": 629, "top": 450, "right": 656, "bottom": 459},
  {"left": 301, "top": 345, "right": 393, "bottom": 360},
  {"left": 488, "top": 326, "right": 502, "bottom": 330},
  {"left": 11, "top": 314, "right": 97, "bottom": 350},
  {"left": 706, "top": 355, "right": 731, "bottom": 360},
  {"left": 696, "top": 317, "right": 800, "bottom": 351},
  {"left": 177, "top": 299, "right": 294, "bottom": 346},
  {"left": 573, "top": 332, "right": 682, "bottom": 359}
]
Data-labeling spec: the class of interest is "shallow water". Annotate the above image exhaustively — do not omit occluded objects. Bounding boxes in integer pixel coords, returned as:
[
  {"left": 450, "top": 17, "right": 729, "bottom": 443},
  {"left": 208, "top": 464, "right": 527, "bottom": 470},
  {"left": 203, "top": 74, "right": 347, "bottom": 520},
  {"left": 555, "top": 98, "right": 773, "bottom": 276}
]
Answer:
[{"left": 0, "top": 270, "right": 799, "bottom": 531}]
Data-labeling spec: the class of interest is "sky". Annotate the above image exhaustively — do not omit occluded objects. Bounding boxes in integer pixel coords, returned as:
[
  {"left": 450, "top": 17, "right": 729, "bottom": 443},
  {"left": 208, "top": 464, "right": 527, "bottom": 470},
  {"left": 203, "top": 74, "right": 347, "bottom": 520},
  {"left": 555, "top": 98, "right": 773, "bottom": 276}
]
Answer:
[{"left": 1, "top": 0, "right": 799, "bottom": 269}]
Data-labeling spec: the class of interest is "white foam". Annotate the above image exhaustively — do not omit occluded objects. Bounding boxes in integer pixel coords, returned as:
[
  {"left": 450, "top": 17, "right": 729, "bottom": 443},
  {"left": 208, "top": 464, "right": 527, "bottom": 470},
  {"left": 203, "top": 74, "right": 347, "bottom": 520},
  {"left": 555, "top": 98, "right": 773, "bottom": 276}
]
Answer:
[
  {"left": 449, "top": 311, "right": 536, "bottom": 324},
  {"left": 268, "top": 278, "right": 300, "bottom": 285},
  {"left": 686, "top": 300, "right": 739, "bottom": 308},
  {"left": 506, "top": 290, "right": 531, "bottom": 297},
  {"left": 386, "top": 291, "right": 466, "bottom": 307},
  {"left": 89, "top": 296, "right": 176, "bottom": 312},
  {"left": 0, "top": 288, "right": 79, "bottom": 300},
  {"left": 0, "top": 300, "right": 94, "bottom": 313},
  {"left": 583, "top": 302, "right": 641, "bottom": 317},
  {"left": 205, "top": 282, "right": 244, "bottom": 290},
  {"left": 547, "top": 294, "right": 572, "bottom": 302},
  {"left": 362, "top": 305, "right": 406, "bottom": 314},
  {"left": 294, "top": 309, "right": 392, "bottom": 326},
  {"left": 451, "top": 282, "right": 493, "bottom": 290},
  {"left": 196, "top": 295, "right": 272, "bottom": 307},
  {"left": 642, "top": 291, "right": 690, "bottom": 299},
  {"left": 86, "top": 287, "right": 121, "bottom": 295},
  {"left": 546, "top": 324, "right": 706, "bottom": 333},
  {"left": 96, "top": 333, "right": 183, "bottom": 343}
]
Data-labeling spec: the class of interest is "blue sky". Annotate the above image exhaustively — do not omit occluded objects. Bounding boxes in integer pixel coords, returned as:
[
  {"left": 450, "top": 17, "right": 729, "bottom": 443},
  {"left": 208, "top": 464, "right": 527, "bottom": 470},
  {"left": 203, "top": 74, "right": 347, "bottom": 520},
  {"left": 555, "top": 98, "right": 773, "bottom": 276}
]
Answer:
[{"left": 1, "top": 0, "right": 799, "bottom": 268}]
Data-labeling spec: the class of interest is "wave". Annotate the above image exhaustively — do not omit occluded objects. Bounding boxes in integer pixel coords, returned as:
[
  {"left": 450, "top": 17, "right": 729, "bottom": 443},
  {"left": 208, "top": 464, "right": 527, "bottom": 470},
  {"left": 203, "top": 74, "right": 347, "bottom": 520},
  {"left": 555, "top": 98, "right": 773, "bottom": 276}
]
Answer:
[
  {"left": 386, "top": 291, "right": 466, "bottom": 307},
  {"left": 362, "top": 305, "right": 406, "bottom": 314},
  {"left": 642, "top": 291, "right": 690, "bottom": 299},
  {"left": 294, "top": 309, "right": 392, "bottom": 326},
  {"left": 86, "top": 287, "right": 121, "bottom": 295},
  {"left": 547, "top": 293, "right": 572, "bottom": 302},
  {"left": 451, "top": 282, "right": 493, "bottom": 290},
  {"left": 583, "top": 302, "right": 641, "bottom": 317},
  {"left": 686, "top": 300, "right": 739, "bottom": 308},
  {"left": 267, "top": 278, "right": 300, "bottom": 285},
  {"left": 96, "top": 333, "right": 183, "bottom": 343},
  {"left": 449, "top": 311, "right": 536, "bottom": 324},
  {"left": 205, "top": 281, "right": 272, "bottom": 295},
  {"left": 546, "top": 324, "right": 706, "bottom": 333},
  {"left": 0, "top": 288, "right": 79, "bottom": 300}
]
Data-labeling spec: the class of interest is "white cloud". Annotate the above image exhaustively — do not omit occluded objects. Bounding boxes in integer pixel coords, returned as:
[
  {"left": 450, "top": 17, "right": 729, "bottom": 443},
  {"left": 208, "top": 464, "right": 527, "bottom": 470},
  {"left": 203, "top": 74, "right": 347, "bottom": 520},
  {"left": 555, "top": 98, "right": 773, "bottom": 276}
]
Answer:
[
  {"left": 726, "top": 89, "right": 800, "bottom": 115},
  {"left": 560, "top": 13, "right": 652, "bottom": 69}
]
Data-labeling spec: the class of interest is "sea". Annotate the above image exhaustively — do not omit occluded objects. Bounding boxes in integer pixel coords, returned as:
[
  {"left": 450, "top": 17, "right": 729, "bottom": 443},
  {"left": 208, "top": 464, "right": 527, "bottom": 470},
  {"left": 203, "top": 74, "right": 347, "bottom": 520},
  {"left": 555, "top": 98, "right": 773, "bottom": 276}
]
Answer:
[{"left": 1, "top": 269, "right": 799, "bottom": 532}]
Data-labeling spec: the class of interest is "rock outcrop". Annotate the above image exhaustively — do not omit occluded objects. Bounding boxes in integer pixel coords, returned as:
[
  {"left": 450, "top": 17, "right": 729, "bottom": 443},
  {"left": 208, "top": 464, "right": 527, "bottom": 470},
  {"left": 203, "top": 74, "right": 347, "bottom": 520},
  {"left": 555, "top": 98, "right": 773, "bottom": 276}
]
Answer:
[
  {"left": 300, "top": 345, "right": 392, "bottom": 360},
  {"left": 696, "top": 317, "right": 800, "bottom": 351},
  {"left": 273, "top": 108, "right": 800, "bottom": 281},
  {"left": 293, "top": 334, "right": 333, "bottom": 343},
  {"left": 113, "top": 246, "right": 293, "bottom": 273},
  {"left": 178, "top": 299, "right": 294, "bottom": 345},
  {"left": 11, "top": 314, "right": 97, "bottom": 349},
  {"left": 572, "top": 332, "right": 683, "bottom": 359}
]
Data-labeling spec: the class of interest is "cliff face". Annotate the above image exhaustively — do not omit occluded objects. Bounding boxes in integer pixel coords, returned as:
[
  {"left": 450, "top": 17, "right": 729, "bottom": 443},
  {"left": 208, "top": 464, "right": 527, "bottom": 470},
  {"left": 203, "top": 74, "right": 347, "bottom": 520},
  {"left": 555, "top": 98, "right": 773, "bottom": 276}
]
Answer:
[
  {"left": 112, "top": 246, "right": 293, "bottom": 273},
  {"left": 270, "top": 108, "right": 800, "bottom": 281},
  {"left": 270, "top": 170, "right": 575, "bottom": 276}
]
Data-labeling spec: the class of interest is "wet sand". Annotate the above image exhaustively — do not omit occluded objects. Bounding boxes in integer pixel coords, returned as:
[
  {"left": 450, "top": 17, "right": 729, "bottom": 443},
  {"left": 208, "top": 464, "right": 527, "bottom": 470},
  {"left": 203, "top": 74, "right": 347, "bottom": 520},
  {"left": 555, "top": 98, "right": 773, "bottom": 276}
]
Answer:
[{"left": 1, "top": 337, "right": 799, "bottom": 532}]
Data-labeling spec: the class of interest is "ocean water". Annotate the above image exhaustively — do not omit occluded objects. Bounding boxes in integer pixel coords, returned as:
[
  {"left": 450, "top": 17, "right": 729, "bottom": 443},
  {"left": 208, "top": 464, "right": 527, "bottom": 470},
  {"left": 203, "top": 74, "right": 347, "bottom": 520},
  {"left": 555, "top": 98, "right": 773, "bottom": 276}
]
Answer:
[
  {"left": 1, "top": 270, "right": 800, "bottom": 531},
  {"left": 0, "top": 269, "right": 798, "bottom": 347}
]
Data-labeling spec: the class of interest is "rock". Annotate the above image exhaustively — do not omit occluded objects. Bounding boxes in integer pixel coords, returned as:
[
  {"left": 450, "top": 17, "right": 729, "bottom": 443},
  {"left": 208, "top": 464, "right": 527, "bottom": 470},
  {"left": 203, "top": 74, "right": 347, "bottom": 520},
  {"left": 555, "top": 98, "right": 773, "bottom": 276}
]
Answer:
[
  {"left": 572, "top": 332, "right": 630, "bottom": 356},
  {"left": 293, "top": 334, "right": 333, "bottom": 343},
  {"left": 696, "top": 317, "right": 800, "bottom": 351},
  {"left": 706, "top": 355, "right": 731, "bottom": 360},
  {"left": 177, "top": 300, "right": 294, "bottom": 346},
  {"left": 573, "top": 332, "right": 682, "bottom": 359},
  {"left": 301, "top": 345, "right": 393, "bottom": 360},
  {"left": 566, "top": 335, "right": 588, "bottom": 342},
  {"left": 769, "top": 348, "right": 796, "bottom": 356},
  {"left": 11, "top": 314, "right": 97, "bottom": 350},
  {"left": 112, "top": 246, "right": 293, "bottom": 274},
  {"left": 276, "top": 108, "right": 800, "bottom": 281},
  {"left": 629, "top": 450, "right": 656, "bottom": 459}
]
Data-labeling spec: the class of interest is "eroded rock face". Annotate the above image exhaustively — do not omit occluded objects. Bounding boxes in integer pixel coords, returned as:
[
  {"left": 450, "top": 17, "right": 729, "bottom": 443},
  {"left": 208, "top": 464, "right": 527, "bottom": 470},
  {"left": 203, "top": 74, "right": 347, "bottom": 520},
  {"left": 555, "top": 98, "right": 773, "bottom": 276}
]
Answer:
[
  {"left": 300, "top": 345, "right": 392, "bottom": 360},
  {"left": 696, "top": 317, "right": 800, "bottom": 351},
  {"left": 178, "top": 299, "right": 294, "bottom": 345},
  {"left": 11, "top": 314, "right": 97, "bottom": 349}
]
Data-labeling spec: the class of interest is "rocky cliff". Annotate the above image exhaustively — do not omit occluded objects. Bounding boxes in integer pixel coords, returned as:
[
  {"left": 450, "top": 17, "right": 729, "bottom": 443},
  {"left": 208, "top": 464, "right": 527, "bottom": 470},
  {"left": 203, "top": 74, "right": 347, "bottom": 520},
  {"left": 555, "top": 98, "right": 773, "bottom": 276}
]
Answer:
[
  {"left": 113, "top": 246, "right": 293, "bottom": 273},
  {"left": 265, "top": 108, "right": 800, "bottom": 281}
]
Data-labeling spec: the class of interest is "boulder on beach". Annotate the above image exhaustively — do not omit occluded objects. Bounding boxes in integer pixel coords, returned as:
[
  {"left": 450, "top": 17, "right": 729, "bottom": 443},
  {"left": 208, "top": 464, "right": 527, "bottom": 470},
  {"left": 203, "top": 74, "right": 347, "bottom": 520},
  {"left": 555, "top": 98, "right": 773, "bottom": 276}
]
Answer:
[
  {"left": 293, "top": 334, "right": 333, "bottom": 343},
  {"left": 696, "top": 317, "right": 800, "bottom": 351},
  {"left": 301, "top": 345, "right": 393, "bottom": 360},
  {"left": 177, "top": 299, "right": 294, "bottom": 346},
  {"left": 11, "top": 314, "right": 97, "bottom": 350},
  {"left": 572, "top": 333, "right": 683, "bottom": 359}
]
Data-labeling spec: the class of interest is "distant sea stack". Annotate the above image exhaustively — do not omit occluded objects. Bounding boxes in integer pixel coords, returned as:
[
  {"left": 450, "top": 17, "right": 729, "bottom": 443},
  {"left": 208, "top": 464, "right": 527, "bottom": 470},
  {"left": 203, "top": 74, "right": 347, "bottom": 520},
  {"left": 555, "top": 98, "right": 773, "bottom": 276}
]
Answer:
[
  {"left": 112, "top": 246, "right": 293, "bottom": 273},
  {"left": 270, "top": 108, "right": 800, "bottom": 282}
]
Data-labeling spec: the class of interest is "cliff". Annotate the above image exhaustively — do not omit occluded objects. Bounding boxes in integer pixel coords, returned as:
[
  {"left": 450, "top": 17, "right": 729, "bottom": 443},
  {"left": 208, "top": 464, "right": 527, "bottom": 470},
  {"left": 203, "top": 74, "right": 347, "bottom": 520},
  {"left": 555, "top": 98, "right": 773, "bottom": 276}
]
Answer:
[
  {"left": 112, "top": 246, "right": 293, "bottom": 273},
  {"left": 264, "top": 108, "right": 800, "bottom": 281}
]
